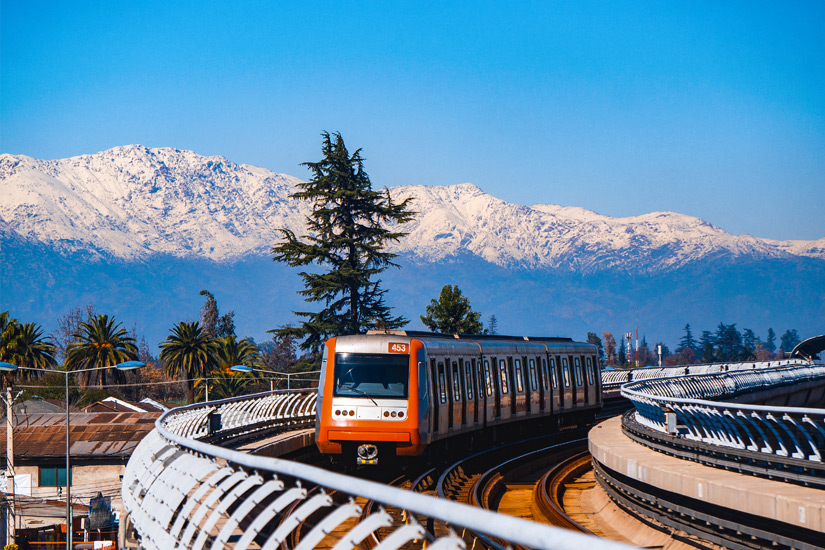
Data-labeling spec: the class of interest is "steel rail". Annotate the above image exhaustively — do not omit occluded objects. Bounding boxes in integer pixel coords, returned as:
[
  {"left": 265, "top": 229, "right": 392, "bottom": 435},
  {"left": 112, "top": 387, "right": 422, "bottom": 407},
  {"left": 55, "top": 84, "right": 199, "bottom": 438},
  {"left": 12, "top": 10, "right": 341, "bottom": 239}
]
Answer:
[
  {"left": 123, "top": 391, "right": 633, "bottom": 550},
  {"left": 593, "top": 460, "right": 823, "bottom": 550}
]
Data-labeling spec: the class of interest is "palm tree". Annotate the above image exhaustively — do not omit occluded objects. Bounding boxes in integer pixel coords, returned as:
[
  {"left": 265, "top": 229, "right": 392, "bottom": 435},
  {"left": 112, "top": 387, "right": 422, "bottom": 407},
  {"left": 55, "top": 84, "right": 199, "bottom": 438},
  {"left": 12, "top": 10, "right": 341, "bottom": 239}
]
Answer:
[
  {"left": 0, "top": 311, "right": 22, "bottom": 387},
  {"left": 159, "top": 321, "right": 217, "bottom": 404},
  {"left": 196, "top": 370, "right": 251, "bottom": 401},
  {"left": 13, "top": 322, "right": 57, "bottom": 380},
  {"left": 65, "top": 314, "right": 137, "bottom": 388},
  {"left": 194, "top": 335, "right": 261, "bottom": 400},
  {"left": 215, "top": 336, "right": 259, "bottom": 372},
  {"left": 0, "top": 311, "right": 21, "bottom": 362}
]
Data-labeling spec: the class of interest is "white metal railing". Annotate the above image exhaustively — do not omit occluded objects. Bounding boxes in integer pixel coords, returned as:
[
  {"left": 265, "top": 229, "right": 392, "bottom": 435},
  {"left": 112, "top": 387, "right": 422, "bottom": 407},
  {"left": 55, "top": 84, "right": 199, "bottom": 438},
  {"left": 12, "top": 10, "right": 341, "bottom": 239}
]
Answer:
[
  {"left": 122, "top": 389, "right": 633, "bottom": 550},
  {"left": 600, "top": 359, "right": 804, "bottom": 390},
  {"left": 621, "top": 361, "right": 825, "bottom": 463}
]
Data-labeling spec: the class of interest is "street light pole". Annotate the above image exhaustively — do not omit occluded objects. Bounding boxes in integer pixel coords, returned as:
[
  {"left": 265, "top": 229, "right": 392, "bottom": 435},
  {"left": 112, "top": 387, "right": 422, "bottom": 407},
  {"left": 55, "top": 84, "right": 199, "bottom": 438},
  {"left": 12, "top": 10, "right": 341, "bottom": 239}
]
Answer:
[
  {"left": 0, "top": 362, "right": 19, "bottom": 546},
  {"left": 65, "top": 371, "right": 71, "bottom": 550},
  {"left": 5, "top": 385, "right": 14, "bottom": 544}
]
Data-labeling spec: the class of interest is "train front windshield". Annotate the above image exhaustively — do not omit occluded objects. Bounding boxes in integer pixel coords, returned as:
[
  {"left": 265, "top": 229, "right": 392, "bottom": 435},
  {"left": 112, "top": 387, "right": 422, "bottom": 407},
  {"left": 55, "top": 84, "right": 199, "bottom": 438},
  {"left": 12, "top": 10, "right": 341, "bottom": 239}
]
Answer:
[{"left": 333, "top": 353, "right": 409, "bottom": 399}]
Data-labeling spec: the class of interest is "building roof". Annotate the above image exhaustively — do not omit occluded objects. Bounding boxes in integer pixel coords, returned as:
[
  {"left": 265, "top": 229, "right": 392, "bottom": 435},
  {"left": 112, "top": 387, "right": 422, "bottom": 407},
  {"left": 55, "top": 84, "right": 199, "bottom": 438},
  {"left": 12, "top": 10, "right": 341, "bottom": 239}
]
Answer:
[{"left": 0, "top": 412, "right": 160, "bottom": 460}]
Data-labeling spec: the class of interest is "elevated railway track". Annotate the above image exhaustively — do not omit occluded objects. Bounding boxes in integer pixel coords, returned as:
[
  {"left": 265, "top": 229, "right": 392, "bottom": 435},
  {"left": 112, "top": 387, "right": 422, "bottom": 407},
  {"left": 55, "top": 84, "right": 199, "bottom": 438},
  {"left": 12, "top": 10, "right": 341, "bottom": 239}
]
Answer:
[{"left": 121, "top": 358, "right": 825, "bottom": 550}]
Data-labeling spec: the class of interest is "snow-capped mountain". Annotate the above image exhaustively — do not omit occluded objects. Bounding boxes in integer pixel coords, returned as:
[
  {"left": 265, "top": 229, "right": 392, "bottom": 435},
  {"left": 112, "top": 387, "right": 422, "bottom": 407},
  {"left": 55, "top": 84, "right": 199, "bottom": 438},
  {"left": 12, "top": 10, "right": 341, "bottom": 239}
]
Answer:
[
  {"left": 2, "top": 145, "right": 824, "bottom": 348},
  {"left": 2, "top": 145, "right": 823, "bottom": 273}
]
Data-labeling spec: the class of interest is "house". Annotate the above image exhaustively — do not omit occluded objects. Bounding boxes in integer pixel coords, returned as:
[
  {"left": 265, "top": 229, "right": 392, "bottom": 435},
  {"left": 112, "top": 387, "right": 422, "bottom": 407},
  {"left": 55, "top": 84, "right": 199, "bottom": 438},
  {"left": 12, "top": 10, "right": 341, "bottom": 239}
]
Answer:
[{"left": 0, "top": 410, "right": 160, "bottom": 547}]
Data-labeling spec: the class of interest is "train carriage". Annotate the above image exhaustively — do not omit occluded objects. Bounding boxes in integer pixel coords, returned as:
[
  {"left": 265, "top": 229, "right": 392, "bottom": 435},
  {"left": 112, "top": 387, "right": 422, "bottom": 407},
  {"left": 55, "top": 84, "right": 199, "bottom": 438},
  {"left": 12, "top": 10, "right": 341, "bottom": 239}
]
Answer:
[{"left": 316, "top": 330, "right": 601, "bottom": 465}]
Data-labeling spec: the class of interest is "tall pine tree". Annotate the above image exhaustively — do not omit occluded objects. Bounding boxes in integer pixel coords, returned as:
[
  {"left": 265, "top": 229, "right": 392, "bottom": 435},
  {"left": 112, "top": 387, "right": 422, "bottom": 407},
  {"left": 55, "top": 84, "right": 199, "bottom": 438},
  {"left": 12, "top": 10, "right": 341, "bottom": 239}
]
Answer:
[{"left": 272, "top": 132, "right": 415, "bottom": 354}]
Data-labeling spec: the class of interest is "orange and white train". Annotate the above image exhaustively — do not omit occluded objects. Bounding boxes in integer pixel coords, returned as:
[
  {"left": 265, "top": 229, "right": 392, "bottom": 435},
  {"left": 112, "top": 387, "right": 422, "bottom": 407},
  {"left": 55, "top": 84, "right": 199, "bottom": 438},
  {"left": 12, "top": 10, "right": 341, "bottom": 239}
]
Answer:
[{"left": 316, "top": 330, "right": 602, "bottom": 465}]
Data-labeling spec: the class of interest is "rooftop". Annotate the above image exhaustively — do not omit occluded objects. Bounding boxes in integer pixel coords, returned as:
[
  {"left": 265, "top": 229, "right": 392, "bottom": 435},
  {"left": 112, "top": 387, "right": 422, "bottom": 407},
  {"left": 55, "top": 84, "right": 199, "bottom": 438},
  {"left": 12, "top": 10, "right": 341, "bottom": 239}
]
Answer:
[{"left": 0, "top": 412, "right": 160, "bottom": 460}]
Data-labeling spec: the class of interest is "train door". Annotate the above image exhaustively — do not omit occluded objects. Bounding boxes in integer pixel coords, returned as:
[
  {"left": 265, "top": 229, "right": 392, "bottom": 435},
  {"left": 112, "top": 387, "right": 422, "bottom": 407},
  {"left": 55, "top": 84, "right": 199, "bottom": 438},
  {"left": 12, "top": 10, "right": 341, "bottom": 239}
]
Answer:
[
  {"left": 539, "top": 357, "right": 550, "bottom": 413},
  {"left": 548, "top": 357, "right": 560, "bottom": 413},
  {"left": 506, "top": 357, "right": 518, "bottom": 417},
  {"left": 476, "top": 358, "right": 485, "bottom": 425},
  {"left": 513, "top": 358, "right": 526, "bottom": 417},
  {"left": 464, "top": 359, "right": 477, "bottom": 428},
  {"left": 528, "top": 358, "right": 540, "bottom": 414},
  {"left": 585, "top": 356, "right": 597, "bottom": 405},
  {"left": 573, "top": 357, "right": 584, "bottom": 405},
  {"left": 451, "top": 360, "right": 463, "bottom": 428},
  {"left": 434, "top": 359, "right": 448, "bottom": 435},
  {"left": 498, "top": 358, "right": 512, "bottom": 420},
  {"left": 561, "top": 357, "right": 573, "bottom": 410},
  {"left": 483, "top": 358, "right": 495, "bottom": 423}
]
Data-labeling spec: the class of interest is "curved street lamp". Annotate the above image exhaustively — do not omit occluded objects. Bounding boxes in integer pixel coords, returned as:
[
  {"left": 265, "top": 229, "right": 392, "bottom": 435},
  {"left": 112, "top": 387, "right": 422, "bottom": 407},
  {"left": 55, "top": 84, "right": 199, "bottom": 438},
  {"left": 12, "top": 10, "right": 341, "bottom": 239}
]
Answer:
[{"left": 229, "top": 364, "right": 320, "bottom": 391}]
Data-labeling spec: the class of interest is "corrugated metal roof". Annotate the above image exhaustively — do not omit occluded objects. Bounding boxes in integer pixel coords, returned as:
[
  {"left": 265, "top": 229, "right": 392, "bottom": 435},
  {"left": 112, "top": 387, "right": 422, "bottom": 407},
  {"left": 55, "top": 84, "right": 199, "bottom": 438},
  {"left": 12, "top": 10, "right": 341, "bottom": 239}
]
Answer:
[{"left": 0, "top": 412, "right": 160, "bottom": 459}]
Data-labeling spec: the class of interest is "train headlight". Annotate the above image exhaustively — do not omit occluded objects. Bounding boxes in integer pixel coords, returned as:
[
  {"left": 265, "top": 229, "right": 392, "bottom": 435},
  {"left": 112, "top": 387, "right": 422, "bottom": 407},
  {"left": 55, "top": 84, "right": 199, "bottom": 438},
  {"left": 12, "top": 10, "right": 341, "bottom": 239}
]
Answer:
[
  {"left": 390, "top": 411, "right": 397, "bottom": 418},
  {"left": 335, "top": 410, "right": 341, "bottom": 416},
  {"left": 383, "top": 411, "right": 390, "bottom": 417},
  {"left": 357, "top": 444, "right": 378, "bottom": 460},
  {"left": 398, "top": 411, "right": 404, "bottom": 418}
]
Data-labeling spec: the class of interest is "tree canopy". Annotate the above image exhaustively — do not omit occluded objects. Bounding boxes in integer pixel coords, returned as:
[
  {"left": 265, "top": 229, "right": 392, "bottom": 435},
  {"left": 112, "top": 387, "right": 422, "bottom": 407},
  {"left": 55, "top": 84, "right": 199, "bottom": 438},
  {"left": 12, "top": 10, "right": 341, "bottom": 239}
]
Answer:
[
  {"left": 420, "top": 285, "right": 483, "bottom": 335},
  {"left": 272, "top": 132, "right": 415, "bottom": 354}
]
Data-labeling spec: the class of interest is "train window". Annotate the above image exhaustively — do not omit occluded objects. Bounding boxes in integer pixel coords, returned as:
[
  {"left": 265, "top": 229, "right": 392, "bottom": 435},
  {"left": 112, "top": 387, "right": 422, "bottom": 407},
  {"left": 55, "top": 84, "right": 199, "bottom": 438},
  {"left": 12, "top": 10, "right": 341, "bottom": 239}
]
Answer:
[
  {"left": 499, "top": 359, "right": 509, "bottom": 394},
  {"left": 528, "top": 359, "right": 538, "bottom": 391},
  {"left": 438, "top": 363, "right": 447, "bottom": 404},
  {"left": 562, "top": 358, "right": 570, "bottom": 387},
  {"left": 465, "top": 363, "right": 474, "bottom": 400},
  {"left": 484, "top": 360, "right": 493, "bottom": 396},
  {"left": 541, "top": 358, "right": 550, "bottom": 390},
  {"left": 334, "top": 352, "right": 409, "bottom": 398},
  {"left": 452, "top": 362, "right": 461, "bottom": 401},
  {"left": 515, "top": 360, "right": 524, "bottom": 392},
  {"left": 586, "top": 363, "right": 595, "bottom": 385},
  {"left": 575, "top": 365, "right": 582, "bottom": 386}
]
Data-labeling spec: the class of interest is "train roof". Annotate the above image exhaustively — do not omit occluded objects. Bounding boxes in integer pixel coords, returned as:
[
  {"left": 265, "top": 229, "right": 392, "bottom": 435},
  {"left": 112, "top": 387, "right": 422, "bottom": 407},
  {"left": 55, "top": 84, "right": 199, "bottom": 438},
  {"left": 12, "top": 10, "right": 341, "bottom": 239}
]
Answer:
[{"left": 364, "top": 330, "right": 581, "bottom": 345}]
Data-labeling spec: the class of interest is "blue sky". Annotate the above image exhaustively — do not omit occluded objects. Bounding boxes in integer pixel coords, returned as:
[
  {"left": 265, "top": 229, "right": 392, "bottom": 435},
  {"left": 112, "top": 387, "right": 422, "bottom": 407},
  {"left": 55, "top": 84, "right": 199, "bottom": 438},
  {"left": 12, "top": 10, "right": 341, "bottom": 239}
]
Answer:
[{"left": 2, "top": 1, "right": 823, "bottom": 240}]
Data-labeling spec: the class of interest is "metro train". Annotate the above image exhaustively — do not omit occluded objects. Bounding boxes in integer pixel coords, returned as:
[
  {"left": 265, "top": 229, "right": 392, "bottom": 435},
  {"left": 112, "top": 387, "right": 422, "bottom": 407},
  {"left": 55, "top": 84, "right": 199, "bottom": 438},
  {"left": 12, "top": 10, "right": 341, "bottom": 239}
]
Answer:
[{"left": 316, "top": 331, "right": 601, "bottom": 465}]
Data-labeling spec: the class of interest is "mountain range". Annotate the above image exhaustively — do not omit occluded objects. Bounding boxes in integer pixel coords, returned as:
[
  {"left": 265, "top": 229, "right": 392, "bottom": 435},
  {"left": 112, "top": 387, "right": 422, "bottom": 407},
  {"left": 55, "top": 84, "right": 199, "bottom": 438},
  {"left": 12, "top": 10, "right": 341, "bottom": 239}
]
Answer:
[{"left": 1, "top": 145, "right": 823, "bottom": 349}]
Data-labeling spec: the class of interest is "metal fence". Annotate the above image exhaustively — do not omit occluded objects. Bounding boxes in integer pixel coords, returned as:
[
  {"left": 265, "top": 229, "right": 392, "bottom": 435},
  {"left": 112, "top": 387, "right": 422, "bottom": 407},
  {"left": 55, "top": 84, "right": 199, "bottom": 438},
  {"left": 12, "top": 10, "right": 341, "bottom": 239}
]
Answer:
[
  {"left": 621, "top": 361, "right": 825, "bottom": 465},
  {"left": 600, "top": 359, "right": 805, "bottom": 390},
  {"left": 123, "top": 389, "right": 631, "bottom": 550}
]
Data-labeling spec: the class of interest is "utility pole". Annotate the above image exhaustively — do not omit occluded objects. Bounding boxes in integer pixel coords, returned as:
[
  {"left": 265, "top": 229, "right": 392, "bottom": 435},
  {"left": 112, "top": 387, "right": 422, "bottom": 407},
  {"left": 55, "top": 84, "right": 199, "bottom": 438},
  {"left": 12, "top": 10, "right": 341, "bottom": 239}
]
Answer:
[{"left": 5, "top": 386, "right": 15, "bottom": 544}]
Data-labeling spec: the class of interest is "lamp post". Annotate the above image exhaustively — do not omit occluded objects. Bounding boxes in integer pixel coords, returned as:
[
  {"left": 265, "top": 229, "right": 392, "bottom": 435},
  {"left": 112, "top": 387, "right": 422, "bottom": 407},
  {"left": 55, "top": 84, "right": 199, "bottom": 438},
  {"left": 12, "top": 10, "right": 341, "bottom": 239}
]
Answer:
[
  {"left": 18, "top": 361, "right": 145, "bottom": 550},
  {"left": 0, "top": 361, "right": 19, "bottom": 545},
  {"left": 229, "top": 365, "right": 277, "bottom": 391}
]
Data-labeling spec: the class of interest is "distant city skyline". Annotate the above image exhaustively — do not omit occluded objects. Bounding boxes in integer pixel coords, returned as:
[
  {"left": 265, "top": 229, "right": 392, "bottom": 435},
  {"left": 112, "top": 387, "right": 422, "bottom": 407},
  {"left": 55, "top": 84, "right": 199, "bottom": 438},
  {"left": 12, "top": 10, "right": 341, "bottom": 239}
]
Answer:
[{"left": 2, "top": 1, "right": 823, "bottom": 241}]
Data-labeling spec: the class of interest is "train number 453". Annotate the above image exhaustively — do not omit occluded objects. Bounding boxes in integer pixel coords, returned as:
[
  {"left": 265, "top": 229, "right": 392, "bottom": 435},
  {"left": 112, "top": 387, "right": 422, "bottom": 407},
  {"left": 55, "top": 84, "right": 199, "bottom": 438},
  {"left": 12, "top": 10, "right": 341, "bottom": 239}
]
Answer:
[{"left": 388, "top": 342, "right": 409, "bottom": 354}]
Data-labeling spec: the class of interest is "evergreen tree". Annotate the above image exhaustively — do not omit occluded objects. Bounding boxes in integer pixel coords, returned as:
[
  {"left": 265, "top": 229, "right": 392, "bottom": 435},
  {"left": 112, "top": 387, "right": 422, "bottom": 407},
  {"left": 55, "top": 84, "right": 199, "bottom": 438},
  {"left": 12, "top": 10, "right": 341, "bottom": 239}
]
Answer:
[
  {"left": 272, "top": 132, "right": 414, "bottom": 354},
  {"left": 486, "top": 314, "right": 499, "bottom": 335},
  {"left": 714, "top": 322, "right": 743, "bottom": 362},
  {"left": 200, "top": 290, "right": 236, "bottom": 338},
  {"left": 420, "top": 285, "right": 483, "bottom": 334},
  {"left": 586, "top": 332, "right": 605, "bottom": 366},
  {"left": 602, "top": 331, "right": 617, "bottom": 366},
  {"left": 765, "top": 328, "right": 777, "bottom": 352},
  {"left": 742, "top": 328, "right": 757, "bottom": 359},
  {"left": 699, "top": 330, "right": 716, "bottom": 363},
  {"left": 199, "top": 290, "right": 219, "bottom": 337},
  {"left": 618, "top": 336, "right": 626, "bottom": 366},
  {"left": 679, "top": 323, "right": 698, "bottom": 353},
  {"left": 779, "top": 329, "right": 800, "bottom": 352}
]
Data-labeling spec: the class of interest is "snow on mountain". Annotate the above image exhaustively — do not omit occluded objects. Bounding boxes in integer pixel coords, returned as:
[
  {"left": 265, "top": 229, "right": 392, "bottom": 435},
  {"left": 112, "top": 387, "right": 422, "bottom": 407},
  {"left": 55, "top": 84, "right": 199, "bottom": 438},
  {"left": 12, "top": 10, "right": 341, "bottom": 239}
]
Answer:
[
  {"left": 0, "top": 145, "right": 306, "bottom": 260},
  {"left": 1, "top": 145, "right": 823, "bottom": 272}
]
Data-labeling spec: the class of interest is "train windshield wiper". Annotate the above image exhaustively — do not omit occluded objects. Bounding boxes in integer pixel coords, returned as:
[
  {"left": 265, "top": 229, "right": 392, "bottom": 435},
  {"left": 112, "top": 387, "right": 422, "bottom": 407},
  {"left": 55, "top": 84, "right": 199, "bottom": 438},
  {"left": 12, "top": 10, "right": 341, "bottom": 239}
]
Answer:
[{"left": 340, "top": 383, "right": 380, "bottom": 407}]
